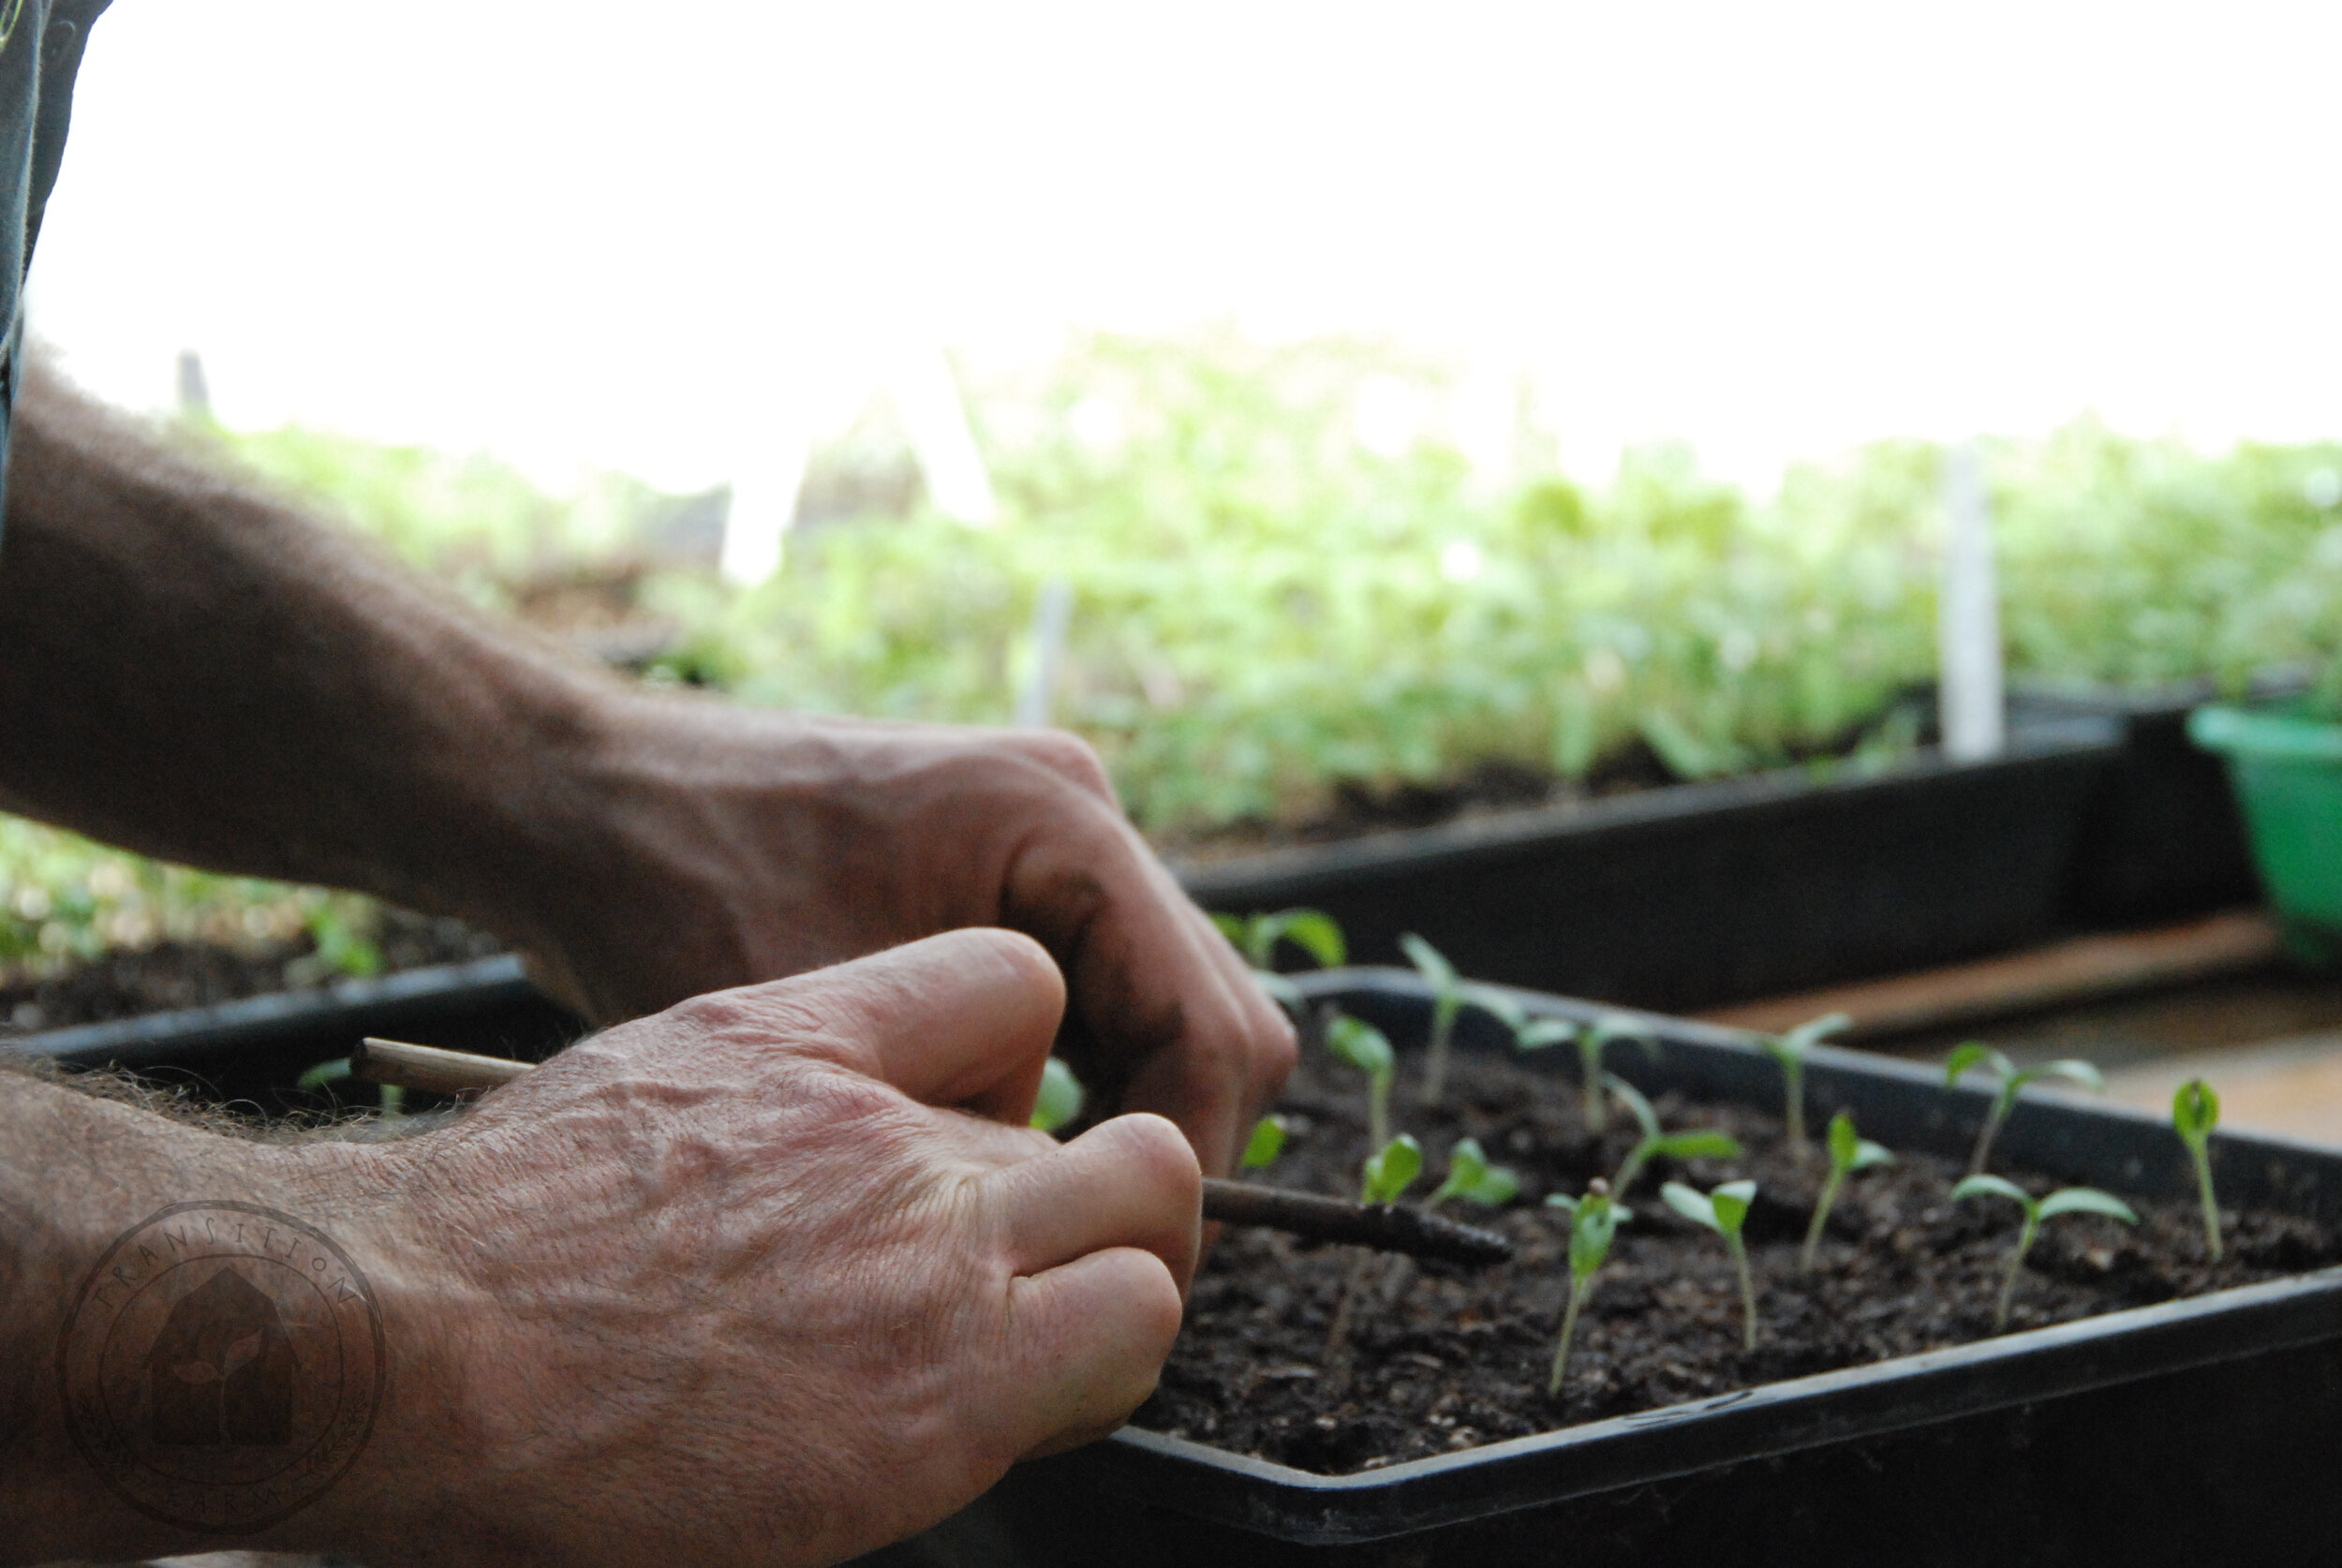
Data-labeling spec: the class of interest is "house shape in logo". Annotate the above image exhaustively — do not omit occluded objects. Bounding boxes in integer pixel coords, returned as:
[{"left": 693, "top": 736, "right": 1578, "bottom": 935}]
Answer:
[{"left": 145, "top": 1264, "right": 295, "bottom": 1446}]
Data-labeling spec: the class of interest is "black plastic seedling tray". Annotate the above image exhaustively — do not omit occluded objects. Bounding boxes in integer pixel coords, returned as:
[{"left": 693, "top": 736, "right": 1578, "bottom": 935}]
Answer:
[
  {"left": 2, "top": 954, "right": 581, "bottom": 1107},
  {"left": 14, "top": 954, "right": 2340, "bottom": 1564},
  {"left": 873, "top": 969, "right": 2342, "bottom": 1568},
  {"left": 1178, "top": 725, "right": 2125, "bottom": 1013}
]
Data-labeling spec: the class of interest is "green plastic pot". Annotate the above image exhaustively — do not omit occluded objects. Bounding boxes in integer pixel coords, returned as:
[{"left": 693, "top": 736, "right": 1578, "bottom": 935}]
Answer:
[{"left": 2189, "top": 702, "right": 2342, "bottom": 957}]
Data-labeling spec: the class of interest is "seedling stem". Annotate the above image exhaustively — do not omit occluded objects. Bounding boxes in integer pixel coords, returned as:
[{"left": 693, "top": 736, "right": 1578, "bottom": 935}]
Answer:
[
  {"left": 1801, "top": 1111, "right": 1892, "bottom": 1272},
  {"left": 2173, "top": 1078, "right": 2223, "bottom": 1261},
  {"left": 1401, "top": 933, "right": 1464, "bottom": 1105},
  {"left": 1603, "top": 1073, "right": 1743, "bottom": 1195},
  {"left": 1327, "top": 1013, "right": 1396, "bottom": 1150},
  {"left": 1952, "top": 1175, "right": 2137, "bottom": 1331},
  {"left": 1757, "top": 1013, "right": 1848, "bottom": 1165},
  {"left": 1664, "top": 1179, "right": 1761, "bottom": 1351},
  {"left": 1945, "top": 1043, "right": 2105, "bottom": 1175},
  {"left": 1545, "top": 1178, "right": 1627, "bottom": 1395}
]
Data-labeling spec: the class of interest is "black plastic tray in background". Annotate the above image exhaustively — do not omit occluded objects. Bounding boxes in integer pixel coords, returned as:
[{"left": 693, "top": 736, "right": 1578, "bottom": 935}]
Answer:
[
  {"left": 2, "top": 954, "right": 583, "bottom": 1108},
  {"left": 896, "top": 969, "right": 2342, "bottom": 1568},
  {"left": 1177, "top": 725, "right": 2123, "bottom": 1013}
]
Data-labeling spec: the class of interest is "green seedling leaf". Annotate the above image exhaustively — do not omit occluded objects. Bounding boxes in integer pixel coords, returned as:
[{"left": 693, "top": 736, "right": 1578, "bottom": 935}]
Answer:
[
  {"left": 1471, "top": 986, "right": 1527, "bottom": 1033},
  {"left": 1602, "top": 1072, "right": 1662, "bottom": 1141},
  {"left": 1361, "top": 1133, "right": 1424, "bottom": 1206},
  {"left": 1661, "top": 1180, "right": 1718, "bottom": 1230},
  {"left": 1399, "top": 931, "right": 1460, "bottom": 994},
  {"left": 1760, "top": 1012, "right": 1847, "bottom": 1163},
  {"left": 2174, "top": 1076, "right": 2224, "bottom": 1261},
  {"left": 2174, "top": 1078, "right": 2220, "bottom": 1147},
  {"left": 1401, "top": 933, "right": 1464, "bottom": 1107},
  {"left": 1827, "top": 1110, "right": 1893, "bottom": 1174},
  {"left": 1778, "top": 1012, "right": 1851, "bottom": 1053},
  {"left": 1653, "top": 1130, "right": 1743, "bottom": 1161},
  {"left": 1430, "top": 1136, "right": 1520, "bottom": 1207},
  {"left": 1663, "top": 1178, "right": 1760, "bottom": 1349},
  {"left": 1950, "top": 1173, "right": 2032, "bottom": 1209},
  {"left": 1512, "top": 1018, "right": 1579, "bottom": 1051},
  {"left": 1570, "top": 1013, "right": 1657, "bottom": 1132},
  {"left": 1215, "top": 908, "right": 1347, "bottom": 969},
  {"left": 1944, "top": 1042, "right": 2008, "bottom": 1087},
  {"left": 1954, "top": 1176, "right": 2137, "bottom": 1330},
  {"left": 1805, "top": 1110, "right": 1892, "bottom": 1271},
  {"left": 2037, "top": 1188, "right": 2139, "bottom": 1224},
  {"left": 1274, "top": 910, "right": 1347, "bottom": 969},
  {"left": 1250, "top": 969, "right": 1307, "bottom": 1012},
  {"left": 295, "top": 1058, "right": 352, "bottom": 1090},
  {"left": 1242, "top": 1116, "right": 1288, "bottom": 1169},
  {"left": 1607, "top": 1075, "right": 1742, "bottom": 1193},
  {"left": 1948, "top": 1044, "right": 2107, "bottom": 1175},
  {"left": 1327, "top": 1012, "right": 1396, "bottom": 1148},
  {"left": 1327, "top": 1014, "right": 1394, "bottom": 1078},
  {"left": 1710, "top": 1178, "right": 1756, "bottom": 1233},
  {"left": 2029, "top": 1058, "right": 2106, "bottom": 1093},
  {"left": 1030, "top": 1056, "right": 1086, "bottom": 1132}
]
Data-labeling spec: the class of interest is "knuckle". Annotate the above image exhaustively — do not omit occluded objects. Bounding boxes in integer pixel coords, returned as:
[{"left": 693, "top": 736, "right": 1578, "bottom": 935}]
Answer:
[
  {"left": 1104, "top": 1112, "right": 1203, "bottom": 1204},
  {"left": 1016, "top": 730, "right": 1117, "bottom": 800}
]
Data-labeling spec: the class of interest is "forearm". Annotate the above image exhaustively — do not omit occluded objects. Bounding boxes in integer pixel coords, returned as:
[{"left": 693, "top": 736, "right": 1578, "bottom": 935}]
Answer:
[
  {"left": 0, "top": 363, "right": 616, "bottom": 952},
  {"left": 0, "top": 1072, "right": 467, "bottom": 1561}
]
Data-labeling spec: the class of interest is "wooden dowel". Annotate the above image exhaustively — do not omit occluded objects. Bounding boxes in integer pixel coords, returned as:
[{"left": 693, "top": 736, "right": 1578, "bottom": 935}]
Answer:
[
  {"left": 353, "top": 1037, "right": 531, "bottom": 1096},
  {"left": 349, "top": 1037, "right": 1515, "bottom": 1266}
]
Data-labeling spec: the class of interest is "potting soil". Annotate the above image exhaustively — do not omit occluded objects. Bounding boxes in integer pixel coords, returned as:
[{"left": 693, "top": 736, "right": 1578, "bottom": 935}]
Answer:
[{"left": 1135, "top": 1043, "right": 2340, "bottom": 1475}]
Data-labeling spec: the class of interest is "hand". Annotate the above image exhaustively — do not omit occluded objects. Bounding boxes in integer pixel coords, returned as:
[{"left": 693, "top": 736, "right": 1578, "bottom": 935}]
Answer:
[
  {"left": 506, "top": 691, "right": 1297, "bottom": 1174},
  {"left": 344, "top": 929, "right": 1197, "bottom": 1567}
]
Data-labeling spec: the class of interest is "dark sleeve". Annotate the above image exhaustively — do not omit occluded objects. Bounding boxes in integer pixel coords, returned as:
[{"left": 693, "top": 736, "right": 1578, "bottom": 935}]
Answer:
[{"left": 22, "top": 0, "right": 108, "bottom": 259}]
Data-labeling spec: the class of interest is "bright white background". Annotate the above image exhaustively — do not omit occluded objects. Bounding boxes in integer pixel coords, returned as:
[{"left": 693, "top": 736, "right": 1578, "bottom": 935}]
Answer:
[{"left": 24, "top": 0, "right": 2342, "bottom": 496}]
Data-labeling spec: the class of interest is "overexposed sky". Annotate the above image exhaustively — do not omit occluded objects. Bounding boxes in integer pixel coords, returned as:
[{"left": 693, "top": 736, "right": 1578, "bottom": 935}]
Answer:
[{"left": 25, "top": 0, "right": 2342, "bottom": 496}]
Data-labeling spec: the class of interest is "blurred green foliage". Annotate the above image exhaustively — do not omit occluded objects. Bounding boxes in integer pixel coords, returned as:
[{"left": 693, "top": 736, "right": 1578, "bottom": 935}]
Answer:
[{"left": 7, "top": 330, "right": 2342, "bottom": 982}]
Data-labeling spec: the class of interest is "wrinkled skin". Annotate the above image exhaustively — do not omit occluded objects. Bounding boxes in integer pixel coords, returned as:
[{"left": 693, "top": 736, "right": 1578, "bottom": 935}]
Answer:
[
  {"left": 1, "top": 931, "right": 1199, "bottom": 1567},
  {"left": 515, "top": 696, "right": 1298, "bottom": 1176},
  {"left": 375, "top": 929, "right": 1198, "bottom": 1565}
]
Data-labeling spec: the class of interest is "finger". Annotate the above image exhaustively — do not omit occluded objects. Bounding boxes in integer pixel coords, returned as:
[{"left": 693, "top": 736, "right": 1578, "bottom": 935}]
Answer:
[
  {"left": 680, "top": 926, "right": 1066, "bottom": 1120},
  {"left": 1005, "top": 815, "right": 1297, "bottom": 1173},
  {"left": 983, "top": 1113, "right": 1201, "bottom": 1289},
  {"left": 999, "top": 1246, "right": 1185, "bottom": 1459}
]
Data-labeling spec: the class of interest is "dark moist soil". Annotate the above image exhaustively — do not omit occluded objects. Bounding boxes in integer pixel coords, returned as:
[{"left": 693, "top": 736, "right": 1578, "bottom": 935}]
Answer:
[
  {"left": 0, "top": 910, "right": 503, "bottom": 1037},
  {"left": 1134, "top": 1041, "right": 2342, "bottom": 1476}
]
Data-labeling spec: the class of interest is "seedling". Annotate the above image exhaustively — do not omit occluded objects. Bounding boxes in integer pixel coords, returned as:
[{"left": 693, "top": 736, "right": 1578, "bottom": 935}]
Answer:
[
  {"left": 1495, "top": 1001, "right": 1658, "bottom": 1133},
  {"left": 1544, "top": 1178, "right": 1628, "bottom": 1395},
  {"left": 1801, "top": 1111, "right": 1892, "bottom": 1272},
  {"left": 1944, "top": 1043, "right": 2105, "bottom": 1175},
  {"left": 1215, "top": 907, "right": 1344, "bottom": 1015},
  {"left": 1428, "top": 1136, "right": 1520, "bottom": 1208},
  {"left": 1757, "top": 1012, "right": 1849, "bottom": 1164},
  {"left": 1604, "top": 1072, "right": 1743, "bottom": 1195},
  {"left": 1400, "top": 932, "right": 1465, "bottom": 1105},
  {"left": 1327, "top": 1133, "right": 1425, "bottom": 1371},
  {"left": 2173, "top": 1078, "right": 2223, "bottom": 1261},
  {"left": 1951, "top": 1175, "right": 2138, "bottom": 1331},
  {"left": 1213, "top": 907, "right": 1347, "bottom": 969},
  {"left": 295, "top": 1056, "right": 403, "bottom": 1117},
  {"left": 1663, "top": 1179, "right": 1760, "bottom": 1351},
  {"left": 1327, "top": 1013, "right": 1396, "bottom": 1149},
  {"left": 1030, "top": 1056, "right": 1085, "bottom": 1132},
  {"left": 1242, "top": 1115, "right": 1290, "bottom": 1170},
  {"left": 1360, "top": 1133, "right": 1424, "bottom": 1206}
]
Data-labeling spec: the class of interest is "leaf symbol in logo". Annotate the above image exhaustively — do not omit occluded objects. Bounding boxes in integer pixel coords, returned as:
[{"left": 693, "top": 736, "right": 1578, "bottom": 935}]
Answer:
[{"left": 220, "top": 1332, "right": 263, "bottom": 1379}]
